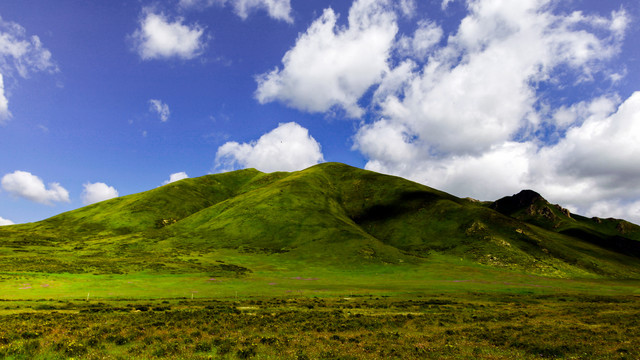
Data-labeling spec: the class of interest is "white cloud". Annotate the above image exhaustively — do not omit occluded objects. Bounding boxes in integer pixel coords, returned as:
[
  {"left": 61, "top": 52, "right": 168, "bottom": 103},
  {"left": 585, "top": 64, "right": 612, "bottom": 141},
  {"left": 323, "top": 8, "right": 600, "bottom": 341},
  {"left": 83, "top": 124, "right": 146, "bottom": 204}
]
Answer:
[
  {"left": 582, "top": 200, "right": 640, "bottom": 223},
  {"left": 372, "top": 59, "right": 416, "bottom": 105},
  {"left": 1, "top": 171, "right": 70, "bottom": 205},
  {"left": 372, "top": 0, "right": 627, "bottom": 157},
  {"left": 0, "top": 73, "right": 9, "bottom": 123},
  {"left": 215, "top": 122, "right": 324, "bottom": 172},
  {"left": 131, "top": 10, "right": 206, "bottom": 60},
  {"left": 0, "top": 16, "right": 57, "bottom": 123},
  {"left": 551, "top": 95, "right": 618, "bottom": 131},
  {"left": 0, "top": 216, "right": 14, "bottom": 226},
  {"left": 396, "top": 20, "right": 442, "bottom": 60},
  {"left": 233, "top": 0, "right": 293, "bottom": 23},
  {"left": 0, "top": 17, "right": 58, "bottom": 77},
  {"left": 553, "top": 94, "right": 640, "bottom": 184},
  {"left": 179, "top": 0, "right": 292, "bottom": 22},
  {"left": 353, "top": 119, "right": 419, "bottom": 170},
  {"left": 163, "top": 171, "right": 189, "bottom": 185},
  {"left": 397, "top": 0, "right": 416, "bottom": 18},
  {"left": 441, "top": 0, "right": 454, "bottom": 10},
  {"left": 149, "top": 99, "right": 170, "bottom": 122},
  {"left": 533, "top": 92, "right": 640, "bottom": 204},
  {"left": 255, "top": 0, "right": 398, "bottom": 118},
  {"left": 82, "top": 182, "right": 119, "bottom": 205}
]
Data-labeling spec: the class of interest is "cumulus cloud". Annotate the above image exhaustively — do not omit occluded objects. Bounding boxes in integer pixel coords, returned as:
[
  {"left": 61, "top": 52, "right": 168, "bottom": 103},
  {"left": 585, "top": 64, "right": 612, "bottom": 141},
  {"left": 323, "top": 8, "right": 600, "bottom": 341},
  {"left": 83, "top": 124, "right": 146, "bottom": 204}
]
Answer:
[
  {"left": 149, "top": 99, "right": 170, "bottom": 122},
  {"left": 548, "top": 94, "right": 640, "bottom": 186},
  {"left": 531, "top": 93, "right": 640, "bottom": 207},
  {"left": 233, "top": 0, "right": 293, "bottom": 22},
  {"left": 353, "top": 119, "right": 419, "bottom": 171},
  {"left": 0, "top": 216, "right": 14, "bottom": 226},
  {"left": 396, "top": 20, "right": 442, "bottom": 60},
  {"left": 370, "top": 0, "right": 628, "bottom": 157},
  {"left": 179, "top": 0, "right": 292, "bottom": 22},
  {"left": 163, "top": 171, "right": 189, "bottom": 185},
  {"left": 0, "top": 16, "right": 57, "bottom": 123},
  {"left": 1, "top": 171, "right": 70, "bottom": 205},
  {"left": 131, "top": 10, "right": 206, "bottom": 60},
  {"left": 255, "top": 0, "right": 398, "bottom": 118},
  {"left": 82, "top": 182, "right": 119, "bottom": 205},
  {"left": 215, "top": 122, "right": 324, "bottom": 172}
]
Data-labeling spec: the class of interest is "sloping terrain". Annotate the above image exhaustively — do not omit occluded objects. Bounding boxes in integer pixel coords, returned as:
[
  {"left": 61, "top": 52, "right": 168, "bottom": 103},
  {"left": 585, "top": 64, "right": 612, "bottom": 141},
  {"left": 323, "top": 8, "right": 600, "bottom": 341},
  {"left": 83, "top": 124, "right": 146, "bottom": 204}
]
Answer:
[
  {"left": 1, "top": 162, "right": 639, "bottom": 279},
  {"left": 491, "top": 189, "right": 640, "bottom": 257}
]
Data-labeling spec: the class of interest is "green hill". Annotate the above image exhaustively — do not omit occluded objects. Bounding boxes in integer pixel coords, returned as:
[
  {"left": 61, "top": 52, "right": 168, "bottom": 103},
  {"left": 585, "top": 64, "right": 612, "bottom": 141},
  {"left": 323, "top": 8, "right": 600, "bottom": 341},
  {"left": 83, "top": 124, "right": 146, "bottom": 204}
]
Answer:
[{"left": 1, "top": 162, "right": 640, "bottom": 282}]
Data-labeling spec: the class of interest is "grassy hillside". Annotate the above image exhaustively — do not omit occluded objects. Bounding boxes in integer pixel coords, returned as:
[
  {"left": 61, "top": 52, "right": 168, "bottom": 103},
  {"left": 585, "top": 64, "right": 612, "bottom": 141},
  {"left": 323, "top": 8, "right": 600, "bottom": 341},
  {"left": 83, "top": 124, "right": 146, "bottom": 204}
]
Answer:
[{"left": 1, "top": 162, "right": 640, "bottom": 283}]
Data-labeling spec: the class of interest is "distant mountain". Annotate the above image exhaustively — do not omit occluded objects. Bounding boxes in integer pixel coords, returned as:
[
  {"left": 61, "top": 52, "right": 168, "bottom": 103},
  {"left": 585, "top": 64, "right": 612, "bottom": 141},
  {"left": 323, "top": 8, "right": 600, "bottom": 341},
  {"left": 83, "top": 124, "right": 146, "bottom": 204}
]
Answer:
[
  {"left": 1, "top": 163, "right": 639, "bottom": 278},
  {"left": 492, "top": 189, "right": 640, "bottom": 258}
]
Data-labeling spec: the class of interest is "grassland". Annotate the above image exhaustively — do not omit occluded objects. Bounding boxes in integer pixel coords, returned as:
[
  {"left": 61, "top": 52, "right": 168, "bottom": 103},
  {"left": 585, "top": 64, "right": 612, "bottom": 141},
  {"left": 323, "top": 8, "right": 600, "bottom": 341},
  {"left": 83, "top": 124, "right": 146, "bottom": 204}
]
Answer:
[
  {"left": 1, "top": 163, "right": 640, "bottom": 358},
  {"left": 1, "top": 251, "right": 639, "bottom": 359},
  {"left": 1, "top": 289, "right": 639, "bottom": 359}
]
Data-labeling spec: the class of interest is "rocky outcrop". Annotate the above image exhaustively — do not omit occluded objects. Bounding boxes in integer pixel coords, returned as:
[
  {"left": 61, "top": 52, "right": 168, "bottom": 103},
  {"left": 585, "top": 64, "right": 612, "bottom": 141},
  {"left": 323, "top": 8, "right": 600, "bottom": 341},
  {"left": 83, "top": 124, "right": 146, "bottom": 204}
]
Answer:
[
  {"left": 617, "top": 221, "right": 630, "bottom": 234},
  {"left": 554, "top": 204, "right": 571, "bottom": 219},
  {"left": 490, "top": 190, "right": 545, "bottom": 215},
  {"left": 491, "top": 190, "right": 573, "bottom": 222}
]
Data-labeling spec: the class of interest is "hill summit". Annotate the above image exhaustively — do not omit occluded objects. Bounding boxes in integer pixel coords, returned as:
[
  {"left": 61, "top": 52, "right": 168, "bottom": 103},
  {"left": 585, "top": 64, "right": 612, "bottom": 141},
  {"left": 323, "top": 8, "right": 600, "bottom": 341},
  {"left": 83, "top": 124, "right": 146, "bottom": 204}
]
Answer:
[
  {"left": 1, "top": 162, "right": 639, "bottom": 279},
  {"left": 491, "top": 189, "right": 547, "bottom": 214},
  {"left": 491, "top": 189, "right": 573, "bottom": 226}
]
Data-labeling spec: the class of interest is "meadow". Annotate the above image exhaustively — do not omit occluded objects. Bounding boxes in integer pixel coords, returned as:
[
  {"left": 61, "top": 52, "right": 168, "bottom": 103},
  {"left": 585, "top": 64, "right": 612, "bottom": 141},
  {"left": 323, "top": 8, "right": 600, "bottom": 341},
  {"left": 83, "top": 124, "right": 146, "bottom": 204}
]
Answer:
[
  {"left": 1, "top": 258, "right": 640, "bottom": 359},
  {"left": 1, "top": 290, "right": 639, "bottom": 359}
]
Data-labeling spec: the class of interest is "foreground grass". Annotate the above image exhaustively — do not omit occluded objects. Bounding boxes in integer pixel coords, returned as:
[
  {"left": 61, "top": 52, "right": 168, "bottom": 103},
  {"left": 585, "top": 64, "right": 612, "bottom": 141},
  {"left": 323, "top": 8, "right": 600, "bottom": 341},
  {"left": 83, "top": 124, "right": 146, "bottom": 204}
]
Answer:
[
  {"left": 2, "top": 254, "right": 639, "bottom": 358},
  {"left": 0, "top": 293, "right": 639, "bottom": 359}
]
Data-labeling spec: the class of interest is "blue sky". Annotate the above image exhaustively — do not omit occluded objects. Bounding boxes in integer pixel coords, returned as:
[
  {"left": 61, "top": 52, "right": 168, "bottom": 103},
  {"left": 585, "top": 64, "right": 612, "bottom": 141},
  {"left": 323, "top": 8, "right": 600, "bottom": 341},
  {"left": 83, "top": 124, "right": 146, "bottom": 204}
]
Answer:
[{"left": 1, "top": 0, "right": 639, "bottom": 225}]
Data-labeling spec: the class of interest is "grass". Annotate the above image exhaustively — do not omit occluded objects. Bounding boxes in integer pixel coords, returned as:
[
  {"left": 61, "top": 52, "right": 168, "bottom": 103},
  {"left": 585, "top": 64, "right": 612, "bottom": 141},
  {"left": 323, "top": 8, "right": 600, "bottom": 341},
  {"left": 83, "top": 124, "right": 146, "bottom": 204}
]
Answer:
[
  {"left": 2, "top": 252, "right": 640, "bottom": 301},
  {"left": 1, "top": 290, "right": 639, "bottom": 359},
  {"left": 1, "top": 265, "right": 639, "bottom": 359}
]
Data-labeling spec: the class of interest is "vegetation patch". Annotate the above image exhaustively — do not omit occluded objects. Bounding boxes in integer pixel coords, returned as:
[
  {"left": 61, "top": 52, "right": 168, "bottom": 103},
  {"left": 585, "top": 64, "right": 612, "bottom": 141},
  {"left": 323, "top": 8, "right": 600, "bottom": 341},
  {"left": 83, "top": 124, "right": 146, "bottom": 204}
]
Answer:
[{"left": 0, "top": 294, "right": 638, "bottom": 359}]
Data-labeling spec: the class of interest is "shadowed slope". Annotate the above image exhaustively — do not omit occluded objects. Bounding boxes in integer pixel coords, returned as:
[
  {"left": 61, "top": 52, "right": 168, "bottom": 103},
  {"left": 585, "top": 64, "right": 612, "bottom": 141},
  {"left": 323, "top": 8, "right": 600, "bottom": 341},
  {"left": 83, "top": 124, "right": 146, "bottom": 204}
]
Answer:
[{"left": 491, "top": 190, "right": 640, "bottom": 258}]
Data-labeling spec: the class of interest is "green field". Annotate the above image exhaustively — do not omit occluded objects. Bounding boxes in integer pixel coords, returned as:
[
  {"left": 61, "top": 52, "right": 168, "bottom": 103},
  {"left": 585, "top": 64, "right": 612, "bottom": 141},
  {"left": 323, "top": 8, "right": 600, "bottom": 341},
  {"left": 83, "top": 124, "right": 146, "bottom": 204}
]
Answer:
[
  {"left": 1, "top": 163, "right": 640, "bottom": 358},
  {"left": 1, "top": 275, "right": 639, "bottom": 359},
  {"left": 2, "top": 251, "right": 639, "bottom": 359}
]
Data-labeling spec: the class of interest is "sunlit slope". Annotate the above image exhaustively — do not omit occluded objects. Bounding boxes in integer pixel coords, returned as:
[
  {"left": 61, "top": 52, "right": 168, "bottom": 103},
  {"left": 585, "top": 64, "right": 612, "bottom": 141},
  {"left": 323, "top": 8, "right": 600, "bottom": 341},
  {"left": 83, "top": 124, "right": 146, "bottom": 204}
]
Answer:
[
  {"left": 1, "top": 162, "right": 639, "bottom": 278},
  {"left": 161, "top": 163, "right": 640, "bottom": 277},
  {"left": 26, "top": 168, "right": 265, "bottom": 237},
  {"left": 165, "top": 164, "right": 411, "bottom": 264}
]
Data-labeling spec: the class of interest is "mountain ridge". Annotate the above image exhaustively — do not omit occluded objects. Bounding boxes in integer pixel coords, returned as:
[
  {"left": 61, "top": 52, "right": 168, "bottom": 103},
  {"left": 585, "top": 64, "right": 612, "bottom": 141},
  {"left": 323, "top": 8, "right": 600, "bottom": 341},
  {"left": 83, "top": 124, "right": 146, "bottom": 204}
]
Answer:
[{"left": 1, "top": 162, "right": 639, "bottom": 279}]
